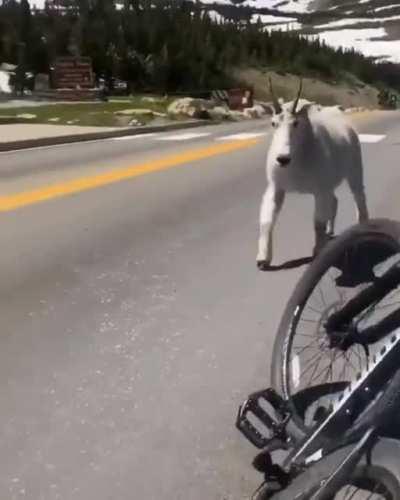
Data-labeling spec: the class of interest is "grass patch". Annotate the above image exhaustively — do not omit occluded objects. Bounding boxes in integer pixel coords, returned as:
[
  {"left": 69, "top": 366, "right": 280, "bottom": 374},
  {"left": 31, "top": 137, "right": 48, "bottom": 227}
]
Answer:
[{"left": 0, "top": 95, "right": 176, "bottom": 128}]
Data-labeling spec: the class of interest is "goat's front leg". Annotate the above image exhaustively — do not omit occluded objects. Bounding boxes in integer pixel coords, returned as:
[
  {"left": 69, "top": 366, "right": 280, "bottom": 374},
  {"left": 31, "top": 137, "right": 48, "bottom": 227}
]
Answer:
[
  {"left": 257, "top": 186, "right": 285, "bottom": 270},
  {"left": 313, "top": 192, "right": 336, "bottom": 256}
]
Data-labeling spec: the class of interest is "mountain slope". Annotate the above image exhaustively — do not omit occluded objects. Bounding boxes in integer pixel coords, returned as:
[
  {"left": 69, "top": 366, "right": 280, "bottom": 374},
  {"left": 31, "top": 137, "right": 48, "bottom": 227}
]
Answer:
[{"left": 200, "top": 0, "right": 400, "bottom": 63}]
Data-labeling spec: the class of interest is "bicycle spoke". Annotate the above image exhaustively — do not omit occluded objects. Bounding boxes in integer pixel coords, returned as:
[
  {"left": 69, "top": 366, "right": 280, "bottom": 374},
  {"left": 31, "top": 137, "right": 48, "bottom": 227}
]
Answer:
[
  {"left": 299, "top": 317, "right": 319, "bottom": 324},
  {"left": 343, "top": 351, "right": 358, "bottom": 374},
  {"left": 354, "top": 345, "right": 364, "bottom": 372},
  {"left": 306, "top": 304, "right": 323, "bottom": 315},
  {"left": 292, "top": 338, "right": 321, "bottom": 356},
  {"left": 308, "top": 360, "right": 334, "bottom": 386},
  {"left": 298, "top": 351, "right": 325, "bottom": 381},
  {"left": 306, "top": 351, "right": 325, "bottom": 387},
  {"left": 318, "top": 283, "right": 328, "bottom": 309}
]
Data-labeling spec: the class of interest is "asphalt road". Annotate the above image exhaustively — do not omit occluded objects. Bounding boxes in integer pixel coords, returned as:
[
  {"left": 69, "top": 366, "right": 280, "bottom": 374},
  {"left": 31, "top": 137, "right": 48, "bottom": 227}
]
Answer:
[{"left": 1, "top": 112, "right": 400, "bottom": 500}]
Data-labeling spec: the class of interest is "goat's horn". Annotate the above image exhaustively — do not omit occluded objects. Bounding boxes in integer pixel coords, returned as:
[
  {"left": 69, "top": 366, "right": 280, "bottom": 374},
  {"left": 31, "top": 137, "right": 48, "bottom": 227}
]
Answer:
[
  {"left": 268, "top": 77, "right": 282, "bottom": 114},
  {"left": 292, "top": 78, "right": 303, "bottom": 114}
]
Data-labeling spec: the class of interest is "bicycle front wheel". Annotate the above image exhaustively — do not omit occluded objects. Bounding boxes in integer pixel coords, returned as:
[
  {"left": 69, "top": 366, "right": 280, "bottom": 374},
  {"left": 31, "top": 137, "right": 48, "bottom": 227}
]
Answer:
[{"left": 271, "top": 219, "right": 400, "bottom": 441}]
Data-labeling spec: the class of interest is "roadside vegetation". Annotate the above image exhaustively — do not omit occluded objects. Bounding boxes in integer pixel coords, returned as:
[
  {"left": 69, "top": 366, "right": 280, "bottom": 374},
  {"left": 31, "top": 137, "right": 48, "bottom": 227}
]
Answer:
[{"left": 0, "top": 96, "right": 176, "bottom": 127}]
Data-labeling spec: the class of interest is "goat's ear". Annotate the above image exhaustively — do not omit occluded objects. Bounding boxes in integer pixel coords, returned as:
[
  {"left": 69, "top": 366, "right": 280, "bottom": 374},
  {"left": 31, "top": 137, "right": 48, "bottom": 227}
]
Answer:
[{"left": 297, "top": 102, "right": 316, "bottom": 116}]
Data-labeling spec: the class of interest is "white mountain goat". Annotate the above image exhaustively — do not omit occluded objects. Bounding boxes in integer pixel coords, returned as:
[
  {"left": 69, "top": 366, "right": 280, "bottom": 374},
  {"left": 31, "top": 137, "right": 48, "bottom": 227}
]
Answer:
[{"left": 257, "top": 79, "right": 369, "bottom": 270}]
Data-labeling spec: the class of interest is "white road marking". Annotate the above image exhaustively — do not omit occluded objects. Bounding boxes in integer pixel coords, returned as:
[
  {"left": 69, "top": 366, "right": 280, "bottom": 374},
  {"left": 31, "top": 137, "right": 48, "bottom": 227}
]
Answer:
[
  {"left": 112, "top": 133, "right": 158, "bottom": 141},
  {"left": 157, "top": 132, "right": 211, "bottom": 141},
  {"left": 358, "top": 134, "right": 386, "bottom": 143},
  {"left": 216, "top": 132, "right": 267, "bottom": 141}
]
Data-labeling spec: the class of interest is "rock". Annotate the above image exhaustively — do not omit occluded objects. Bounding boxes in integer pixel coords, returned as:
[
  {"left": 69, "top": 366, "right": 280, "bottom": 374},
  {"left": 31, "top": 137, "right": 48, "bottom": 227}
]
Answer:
[
  {"left": 141, "top": 96, "right": 163, "bottom": 103},
  {"left": 243, "top": 105, "right": 266, "bottom": 119},
  {"left": 16, "top": 113, "right": 36, "bottom": 119},
  {"left": 208, "top": 106, "right": 231, "bottom": 120},
  {"left": 255, "top": 101, "right": 274, "bottom": 115},
  {"left": 114, "top": 108, "right": 154, "bottom": 116},
  {"left": 229, "top": 110, "right": 247, "bottom": 121},
  {"left": 186, "top": 107, "right": 210, "bottom": 119},
  {"left": 129, "top": 119, "right": 141, "bottom": 126},
  {"left": 345, "top": 106, "right": 365, "bottom": 114},
  {"left": 168, "top": 97, "right": 215, "bottom": 117},
  {"left": 48, "top": 117, "right": 60, "bottom": 122}
]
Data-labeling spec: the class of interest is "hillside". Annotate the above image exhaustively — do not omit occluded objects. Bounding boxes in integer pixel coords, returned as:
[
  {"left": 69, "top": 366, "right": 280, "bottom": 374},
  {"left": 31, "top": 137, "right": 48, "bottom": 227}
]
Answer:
[
  {"left": 2, "top": 0, "right": 398, "bottom": 110},
  {"left": 234, "top": 67, "right": 381, "bottom": 108},
  {"left": 199, "top": 0, "right": 400, "bottom": 63}
]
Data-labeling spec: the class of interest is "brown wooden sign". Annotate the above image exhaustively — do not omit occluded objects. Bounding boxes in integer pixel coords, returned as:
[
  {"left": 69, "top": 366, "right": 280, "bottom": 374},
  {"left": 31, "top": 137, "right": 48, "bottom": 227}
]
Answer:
[
  {"left": 227, "top": 88, "right": 254, "bottom": 110},
  {"left": 53, "top": 57, "right": 94, "bottom": 89}
]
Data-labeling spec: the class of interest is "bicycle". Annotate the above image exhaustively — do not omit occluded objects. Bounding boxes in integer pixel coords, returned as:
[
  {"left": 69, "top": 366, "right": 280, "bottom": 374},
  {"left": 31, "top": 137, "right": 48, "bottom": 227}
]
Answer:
[{"left": 236, "top": 218, "right": 400, "bottom": 498}]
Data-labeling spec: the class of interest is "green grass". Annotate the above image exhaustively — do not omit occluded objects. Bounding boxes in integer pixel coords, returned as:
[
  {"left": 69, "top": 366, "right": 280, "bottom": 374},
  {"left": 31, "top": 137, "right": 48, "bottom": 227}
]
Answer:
[{"left": 0, "top": 96, "right": 176, "bottom": 127}]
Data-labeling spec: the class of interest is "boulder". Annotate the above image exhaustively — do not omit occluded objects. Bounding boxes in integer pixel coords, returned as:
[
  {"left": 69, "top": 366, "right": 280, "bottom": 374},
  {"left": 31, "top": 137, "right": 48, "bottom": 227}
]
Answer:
[
  {"left": 243, "top": 104, "right": 266, "bottom": 119},
  {"left": 168, "top": 97, "right": 215, "bottom": 117},
  {"left": 208, "top": 106, "right": 231, "bottom": 120},
  {"left": 114, "top": 108, "right": 154, "bottom": 116},
  {"left": 16, "top": 113, "right": 36, "bottom": 120},
  {"left": 229, "top": 110, "right": 247, "bottom": 121},
  {"left": 141, "top": 96, "right": 164, "bottom": 103}
]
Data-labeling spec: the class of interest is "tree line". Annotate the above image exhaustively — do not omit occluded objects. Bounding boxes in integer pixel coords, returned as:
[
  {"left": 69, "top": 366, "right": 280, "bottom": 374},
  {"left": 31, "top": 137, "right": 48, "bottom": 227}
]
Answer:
[{"left": 0, "top": 0, "right": 399, "bottom": 93}]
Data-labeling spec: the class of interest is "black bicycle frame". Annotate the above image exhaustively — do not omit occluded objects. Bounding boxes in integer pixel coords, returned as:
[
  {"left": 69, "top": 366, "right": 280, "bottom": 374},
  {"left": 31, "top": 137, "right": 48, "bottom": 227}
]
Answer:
[
  {"left": 285, "top": 331, "right": 400, "bottom": 467},
  {"left": 307, "top": 428, "right": 377, "bottom": 500}
]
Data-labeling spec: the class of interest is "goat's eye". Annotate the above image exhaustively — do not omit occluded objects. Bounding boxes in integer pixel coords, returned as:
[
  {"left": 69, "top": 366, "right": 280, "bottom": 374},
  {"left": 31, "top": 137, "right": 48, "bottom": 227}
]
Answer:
[{"left": 293, "top": 120, "right": 299, "bottom": 128}]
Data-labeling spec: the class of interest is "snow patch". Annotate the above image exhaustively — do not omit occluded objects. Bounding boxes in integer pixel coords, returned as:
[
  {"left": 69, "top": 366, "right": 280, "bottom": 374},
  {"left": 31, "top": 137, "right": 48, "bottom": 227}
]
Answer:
[
  {"left": 251, "top": 13, "right": 297, "bottom": 23},
  {"left": 269, "top": 0, "right": 312, "bottom": 13},
  {"left": 316, "top": 15, "right": 400, "bottom": 29},
  {"left": 264, "top": 21, "right": 303, "bottom": 32},
  {"left": 208, "top": 10, "right": 224, "bottom": 23},
  {"left": 310, "top": 28, "right": 400, "bottom": 63},
  {"left": 375, "top": 4, "right": 400, "bottom": 12}
]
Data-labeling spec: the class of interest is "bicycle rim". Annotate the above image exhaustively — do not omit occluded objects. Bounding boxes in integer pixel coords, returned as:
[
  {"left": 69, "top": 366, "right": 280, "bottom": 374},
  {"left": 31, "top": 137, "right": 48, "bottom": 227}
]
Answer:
[{"left": 282, "top": 233, "right": 400, "bottom": 431}]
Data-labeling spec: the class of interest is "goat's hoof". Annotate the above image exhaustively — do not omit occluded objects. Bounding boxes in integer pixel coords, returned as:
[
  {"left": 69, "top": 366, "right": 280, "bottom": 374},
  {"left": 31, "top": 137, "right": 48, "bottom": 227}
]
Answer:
[{"left": 257, "top": 260, "right": 271, "bottom": 271}]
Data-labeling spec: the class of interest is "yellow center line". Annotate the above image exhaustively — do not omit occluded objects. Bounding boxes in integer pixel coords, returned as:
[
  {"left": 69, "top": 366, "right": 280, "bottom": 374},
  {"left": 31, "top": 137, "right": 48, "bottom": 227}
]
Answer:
[{"left": 0, "top": 138, "right": 260, "bottom": 213}]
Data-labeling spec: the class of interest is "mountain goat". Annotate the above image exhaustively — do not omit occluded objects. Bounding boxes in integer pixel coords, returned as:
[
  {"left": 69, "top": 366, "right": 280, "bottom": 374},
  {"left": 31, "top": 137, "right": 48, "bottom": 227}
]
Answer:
[{"left": 257, "top": 79, "right": 369, "bottom": 269}]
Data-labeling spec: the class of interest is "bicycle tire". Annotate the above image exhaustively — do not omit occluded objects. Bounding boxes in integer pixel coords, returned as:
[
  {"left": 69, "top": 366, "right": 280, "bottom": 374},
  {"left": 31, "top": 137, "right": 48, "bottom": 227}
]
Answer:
[
  {"left": 253, "top": 437, "right": 400, "bottom": 499},
  {"left": 270, "top": 219, "right": 400, "bottom": 441}
]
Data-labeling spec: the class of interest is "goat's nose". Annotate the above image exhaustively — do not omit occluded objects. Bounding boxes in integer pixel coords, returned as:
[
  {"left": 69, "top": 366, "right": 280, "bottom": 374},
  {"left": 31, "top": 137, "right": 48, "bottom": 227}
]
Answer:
[{"left": 277, "top": 154, "right": 291, "bottom": 167}]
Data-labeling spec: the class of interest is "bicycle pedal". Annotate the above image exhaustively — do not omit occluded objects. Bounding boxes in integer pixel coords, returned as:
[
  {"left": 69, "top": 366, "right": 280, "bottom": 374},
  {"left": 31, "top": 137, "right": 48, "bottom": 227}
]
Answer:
[{"left": 236, "top": 388, "right": 291, "bottom": 449}]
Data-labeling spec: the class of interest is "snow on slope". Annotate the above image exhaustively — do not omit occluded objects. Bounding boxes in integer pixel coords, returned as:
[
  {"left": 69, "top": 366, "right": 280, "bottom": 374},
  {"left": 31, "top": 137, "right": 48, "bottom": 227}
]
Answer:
[
  {"left": 202, "top": 0, "right": 400, "bottom": 63},
  {"left": 24, "top": 0, "right": 400, "bottom": 64}
]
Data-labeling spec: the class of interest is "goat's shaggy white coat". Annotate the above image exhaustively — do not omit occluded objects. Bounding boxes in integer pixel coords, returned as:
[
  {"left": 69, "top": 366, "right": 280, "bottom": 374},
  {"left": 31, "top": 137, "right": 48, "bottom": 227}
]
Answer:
[{"left": 257, "top": 102, "right": 368, "bottom": 268}]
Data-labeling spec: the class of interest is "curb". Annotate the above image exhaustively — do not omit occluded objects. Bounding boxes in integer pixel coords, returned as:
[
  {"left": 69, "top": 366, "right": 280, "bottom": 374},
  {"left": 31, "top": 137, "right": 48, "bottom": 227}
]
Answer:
[{"left": 0, "top": 119, "right": 222, "bottom": 153}]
